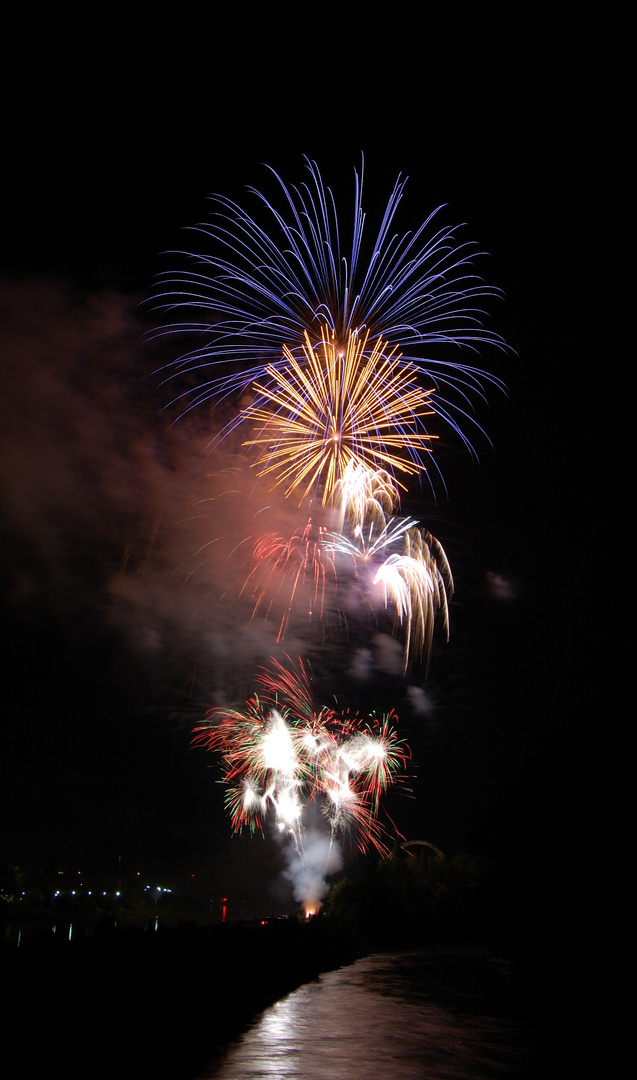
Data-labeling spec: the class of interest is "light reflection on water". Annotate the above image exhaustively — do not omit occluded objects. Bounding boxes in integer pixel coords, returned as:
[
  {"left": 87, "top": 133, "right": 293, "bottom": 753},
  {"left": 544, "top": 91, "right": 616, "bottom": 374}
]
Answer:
[{"left": 201, "top": 950, "right": 568, "bottom": 1079}]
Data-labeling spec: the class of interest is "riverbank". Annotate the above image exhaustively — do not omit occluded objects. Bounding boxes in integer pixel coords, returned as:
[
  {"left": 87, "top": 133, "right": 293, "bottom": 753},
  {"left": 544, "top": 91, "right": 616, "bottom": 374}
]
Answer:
[
  {"left": 3, "top": 913, "right": 590, "bottom": 1079},
  {"left": 3, "top": 916, "right": 365, "bottom": 1079}
]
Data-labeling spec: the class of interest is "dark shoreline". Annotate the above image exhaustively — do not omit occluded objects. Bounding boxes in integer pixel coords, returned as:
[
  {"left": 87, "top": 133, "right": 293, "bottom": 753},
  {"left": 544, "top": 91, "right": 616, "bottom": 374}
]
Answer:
[
  {"left": 4, "top": 912, "right": 586, "bottom": 1080},
  {"left": 3, "top": 916, "right": 364, "bottom": 1080}
]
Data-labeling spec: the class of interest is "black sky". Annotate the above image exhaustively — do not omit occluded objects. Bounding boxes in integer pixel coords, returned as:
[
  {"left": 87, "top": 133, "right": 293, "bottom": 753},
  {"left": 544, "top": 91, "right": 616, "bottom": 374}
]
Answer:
[{"left": 0, "top": 25, "right": 622, "bottom": 912}]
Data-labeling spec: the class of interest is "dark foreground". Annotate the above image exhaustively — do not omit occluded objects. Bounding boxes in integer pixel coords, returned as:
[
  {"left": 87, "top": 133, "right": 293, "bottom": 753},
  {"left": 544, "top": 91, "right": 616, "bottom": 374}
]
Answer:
[
  {"left": 4, "top": 917, "right": 362, "bottom": 1079},
  {"left": 4, "top": 910, "right": 595, "bottom": 1080}
]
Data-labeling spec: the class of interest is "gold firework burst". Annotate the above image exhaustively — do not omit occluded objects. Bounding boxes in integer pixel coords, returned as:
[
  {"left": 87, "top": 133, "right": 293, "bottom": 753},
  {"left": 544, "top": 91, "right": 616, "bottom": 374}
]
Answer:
[{"left": 241, "top": 327, "right": 437, "bottom": 504}]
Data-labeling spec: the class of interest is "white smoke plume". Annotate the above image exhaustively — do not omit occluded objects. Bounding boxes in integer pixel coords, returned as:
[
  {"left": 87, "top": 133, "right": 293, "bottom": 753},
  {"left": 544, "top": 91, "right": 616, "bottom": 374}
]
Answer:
[{"left": 281, "top": 829, "right": 344, "bottom": 913}]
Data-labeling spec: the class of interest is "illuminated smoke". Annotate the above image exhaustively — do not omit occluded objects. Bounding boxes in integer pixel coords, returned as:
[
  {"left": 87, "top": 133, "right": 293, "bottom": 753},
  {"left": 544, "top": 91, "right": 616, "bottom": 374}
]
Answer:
[
  {"left": 281, "top": 829, "right": 344, "bottom": 915},
  {"left": 193, "top": 655, "right": 411, "bottom": 907},
  {"left": 151, "top": 158, "right": 509, "bottom": 907}
]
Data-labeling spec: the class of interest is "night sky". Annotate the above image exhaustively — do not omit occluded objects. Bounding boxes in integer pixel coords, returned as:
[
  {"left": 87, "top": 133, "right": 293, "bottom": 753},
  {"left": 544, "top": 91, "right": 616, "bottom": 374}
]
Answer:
[{"left": 1, "top": 26, "right": 620, "bottom": 916}]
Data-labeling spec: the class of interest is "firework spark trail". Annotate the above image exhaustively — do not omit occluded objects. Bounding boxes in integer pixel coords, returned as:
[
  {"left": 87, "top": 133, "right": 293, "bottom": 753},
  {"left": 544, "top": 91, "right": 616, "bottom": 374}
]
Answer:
[
  {"left": 327, "top": 515, "right": 419, "bottom": 562},
  {"left": 254, "top": 654, "right": 331, "bottom": 723},
  {"left": 153, "top": 156, "right": 507, "bottom": 472},
  {"left": 157, "top": 160, "right": 508, "bottom": 909},
  {"left": 193, "top": 658, "right": 411, "bottom": 877},
  {"left": 241, "top": 327, "right": 437, "bottom": 504},
  {"left": 241, "top": 518, "right": 345, "bottom": 642},
  {"left": 234, "top": 502, "right": 452, "bottom": 667},
  {"left": 373, "top": 526, "right": 454, "bottom": 672},
  {"left": 152, "top": 158, "right": 508, "bottom": 668},
  {"left": 153, "top": 159, "right": 508, "bottom": 668},
  {"left": 333, "top": 462, "right": 400, "bottom": 533}
]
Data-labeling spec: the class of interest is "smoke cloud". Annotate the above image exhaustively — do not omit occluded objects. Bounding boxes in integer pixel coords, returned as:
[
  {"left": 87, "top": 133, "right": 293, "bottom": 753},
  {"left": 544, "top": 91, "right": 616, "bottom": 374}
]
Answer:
[
  {"left": 0, "top": 278, "right": 328, "bottom": 708},
  {"left": 281, "top": 829, "right": 344, "bottom": 912},
  {"left": 0, "top": 277, "right": 453, "bottom": 896}
]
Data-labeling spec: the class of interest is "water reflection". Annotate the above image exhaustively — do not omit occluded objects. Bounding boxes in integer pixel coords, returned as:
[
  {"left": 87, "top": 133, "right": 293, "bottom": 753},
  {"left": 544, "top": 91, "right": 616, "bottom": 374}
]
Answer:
[{"left": 202, "top": 951, "right": 567, "bottom": 1079}]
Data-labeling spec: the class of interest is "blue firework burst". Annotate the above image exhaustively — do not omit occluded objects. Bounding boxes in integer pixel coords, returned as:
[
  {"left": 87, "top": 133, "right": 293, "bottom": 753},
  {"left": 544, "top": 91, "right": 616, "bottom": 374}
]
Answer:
[{"left": 151, "top": 156, "right": 509, "bottom": 464}]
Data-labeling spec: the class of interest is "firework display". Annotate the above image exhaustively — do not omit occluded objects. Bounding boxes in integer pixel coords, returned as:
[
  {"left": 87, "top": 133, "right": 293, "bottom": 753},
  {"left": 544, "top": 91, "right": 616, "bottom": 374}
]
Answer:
[
  {"left": 155, "top": 155, "right": 506, "bottom": 466},
  {"left": 241, "top": 518, "right": 339, "bottom": 643},
  {"left": 241, "top": 327, "right": 436, "bottom": 504},
  {"left": 334, "top": 463, "right": 400, "bottom": 533},
  {"left": 194, "top": 657, "right": 409, "bottom": 859},
  {"left": 157, "top": 158, "right": 507, "bottom": 909}
]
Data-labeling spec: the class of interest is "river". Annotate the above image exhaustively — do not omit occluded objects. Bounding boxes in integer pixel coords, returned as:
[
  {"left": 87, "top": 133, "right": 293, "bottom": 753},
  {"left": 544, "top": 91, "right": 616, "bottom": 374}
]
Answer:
[{"left": 197, "top": 948, "right": 574, "bottom": 1079}]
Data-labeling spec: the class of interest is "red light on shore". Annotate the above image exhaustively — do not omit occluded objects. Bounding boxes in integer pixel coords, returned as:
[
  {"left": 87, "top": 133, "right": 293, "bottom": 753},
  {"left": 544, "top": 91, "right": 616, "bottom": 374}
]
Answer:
[{"left": 222, "top": 897, "right": 227, "bottom": 923}]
